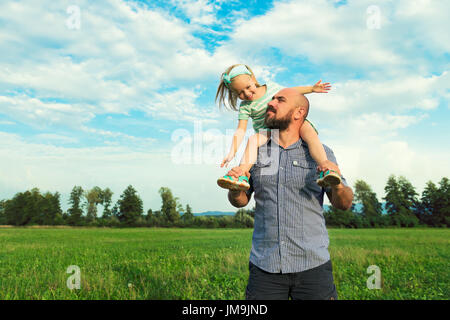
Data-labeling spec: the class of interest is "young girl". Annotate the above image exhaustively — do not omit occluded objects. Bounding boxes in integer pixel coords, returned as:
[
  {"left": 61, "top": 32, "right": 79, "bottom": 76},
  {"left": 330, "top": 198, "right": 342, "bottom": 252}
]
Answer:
[{"left": 216, "top": 64, "right": 341, "bottom": 191}]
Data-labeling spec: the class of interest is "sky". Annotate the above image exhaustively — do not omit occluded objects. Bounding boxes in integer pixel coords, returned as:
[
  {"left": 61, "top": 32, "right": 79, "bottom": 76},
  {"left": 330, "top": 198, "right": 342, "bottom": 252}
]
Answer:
[{"left": 0, "top": 0, "right": 449, "bottom": 213}]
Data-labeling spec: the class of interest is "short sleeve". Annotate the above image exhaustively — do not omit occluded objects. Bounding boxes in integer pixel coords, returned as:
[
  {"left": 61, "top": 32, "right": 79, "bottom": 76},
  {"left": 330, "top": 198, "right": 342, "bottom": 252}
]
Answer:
[
  {"left": 245, "top": 169, "right": 255, "bottom": 199},
  {"left": 238, "top": 102, "right": 251, "bottom": 120}
]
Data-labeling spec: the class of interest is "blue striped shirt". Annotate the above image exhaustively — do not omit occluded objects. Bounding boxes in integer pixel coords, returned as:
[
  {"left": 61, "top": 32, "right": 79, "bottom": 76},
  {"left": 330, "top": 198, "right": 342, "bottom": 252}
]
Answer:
[{"left": 246, "top": 134, "right": 348, "bottom": 274}]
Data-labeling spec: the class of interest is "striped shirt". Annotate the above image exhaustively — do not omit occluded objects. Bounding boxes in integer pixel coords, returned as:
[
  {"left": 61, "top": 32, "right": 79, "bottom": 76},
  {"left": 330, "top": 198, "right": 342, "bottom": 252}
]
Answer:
[
  {"left": 238, "top": 81, "right": 284, "bottom": 132},
  {"left": 245, "top": 134, "right": 348, "bottom": 274}
]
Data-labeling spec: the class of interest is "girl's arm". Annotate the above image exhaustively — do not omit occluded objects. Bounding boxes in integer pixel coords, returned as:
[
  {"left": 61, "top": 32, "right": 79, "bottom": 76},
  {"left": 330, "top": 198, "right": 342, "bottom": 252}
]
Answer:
[
  {"left": 221, "top": 119, "right": 248, "bottom": 168},
  {"left": 293, "top": 80, "right": 331, "bottom": 95}
]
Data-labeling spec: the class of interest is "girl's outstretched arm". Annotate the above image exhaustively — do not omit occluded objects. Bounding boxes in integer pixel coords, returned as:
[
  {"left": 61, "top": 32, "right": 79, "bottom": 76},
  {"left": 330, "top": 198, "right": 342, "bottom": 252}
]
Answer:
[
  {"left": 221, "top": 119, "right": 248, "bottom": 167},
  {"left": 293, "top": 80, "right": 331, "bottom": 94}
]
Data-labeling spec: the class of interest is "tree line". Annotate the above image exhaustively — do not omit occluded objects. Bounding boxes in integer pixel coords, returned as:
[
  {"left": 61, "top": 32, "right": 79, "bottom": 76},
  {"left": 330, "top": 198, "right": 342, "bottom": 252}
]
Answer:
[
  {"left": 0, "top": 185, "right": 254, "bottom": 228},
  {"left": 325, "top": 175, "right": 449, "bottom": 228},
  {"left": 0, "top": 175, "right": 448, "bottom": 228}
]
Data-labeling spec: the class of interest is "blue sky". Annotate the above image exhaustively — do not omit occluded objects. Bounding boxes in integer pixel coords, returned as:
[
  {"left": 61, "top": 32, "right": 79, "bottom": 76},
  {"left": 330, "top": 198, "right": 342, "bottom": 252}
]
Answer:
[{"left": 0, "top": 0, "right": 449, "bottom": 213}]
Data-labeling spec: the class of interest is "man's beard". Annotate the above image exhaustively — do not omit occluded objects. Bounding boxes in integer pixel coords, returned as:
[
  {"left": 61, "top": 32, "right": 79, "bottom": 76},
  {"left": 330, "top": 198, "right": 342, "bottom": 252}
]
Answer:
[{"left": 264, "top": 108, "right": 293, "bottom": 131}]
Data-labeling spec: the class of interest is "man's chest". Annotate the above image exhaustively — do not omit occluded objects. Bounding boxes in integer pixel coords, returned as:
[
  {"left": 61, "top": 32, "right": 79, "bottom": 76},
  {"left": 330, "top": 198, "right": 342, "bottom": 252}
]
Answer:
[{"left": 250, "top": 144, "right": 322, "bottom": 196}]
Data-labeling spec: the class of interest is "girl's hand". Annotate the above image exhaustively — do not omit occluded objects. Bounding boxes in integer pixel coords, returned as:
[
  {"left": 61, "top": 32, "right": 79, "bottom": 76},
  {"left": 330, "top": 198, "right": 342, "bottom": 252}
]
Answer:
[
  {"left": 312, "top": 80, "right": 331, "bottom": 93},
  {"left": 220, "top": 153, "right": 235, "bottom": 168},
  {"left": 317, "top": 160, "right": 341, "bottom": 176}
]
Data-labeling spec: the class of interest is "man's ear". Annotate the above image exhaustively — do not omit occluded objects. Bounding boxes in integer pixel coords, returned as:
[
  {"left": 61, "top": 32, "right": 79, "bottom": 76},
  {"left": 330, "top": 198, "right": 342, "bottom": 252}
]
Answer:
[{"left": 293, "top": 107, "right": 305, "bottom": 120}]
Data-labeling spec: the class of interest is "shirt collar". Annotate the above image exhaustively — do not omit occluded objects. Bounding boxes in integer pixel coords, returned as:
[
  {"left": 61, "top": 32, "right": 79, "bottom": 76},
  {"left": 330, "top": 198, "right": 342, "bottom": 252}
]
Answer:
[{"left": 267, "top": 132, "right": 303, "bottom": 150}]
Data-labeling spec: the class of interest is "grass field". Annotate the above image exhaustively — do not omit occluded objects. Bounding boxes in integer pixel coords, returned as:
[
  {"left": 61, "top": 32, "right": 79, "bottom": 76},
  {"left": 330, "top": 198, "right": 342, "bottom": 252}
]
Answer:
[{"left": 0, "top": 227, "right": 448, "bottom": 300}]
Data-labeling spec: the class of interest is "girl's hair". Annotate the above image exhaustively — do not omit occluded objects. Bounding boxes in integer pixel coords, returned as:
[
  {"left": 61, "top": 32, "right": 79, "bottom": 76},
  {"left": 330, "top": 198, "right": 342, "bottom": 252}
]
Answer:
[{"left": 215, "top": 64, "right": 261, "bottom": 111}]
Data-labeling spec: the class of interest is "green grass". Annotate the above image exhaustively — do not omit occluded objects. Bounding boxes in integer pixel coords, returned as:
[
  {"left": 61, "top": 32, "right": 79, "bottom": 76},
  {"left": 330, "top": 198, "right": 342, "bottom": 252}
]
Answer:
[{"left": 0, "top": 227, "right": 448, "bottom": 299}]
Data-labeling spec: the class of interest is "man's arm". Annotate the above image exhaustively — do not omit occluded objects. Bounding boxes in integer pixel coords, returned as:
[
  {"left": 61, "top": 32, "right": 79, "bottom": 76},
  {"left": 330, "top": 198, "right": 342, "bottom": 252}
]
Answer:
[
  {"left": 226, "top": 167, "right": 252, "bottom": 208},
  {"left": 228, "top": 190, "right": 251, "bottom": 208},
  {"left": 320, "top": 153, "right": 354, "bottom": 210},
  {"left": 326, "top": 183, "right": 354, "bottom": 211}
]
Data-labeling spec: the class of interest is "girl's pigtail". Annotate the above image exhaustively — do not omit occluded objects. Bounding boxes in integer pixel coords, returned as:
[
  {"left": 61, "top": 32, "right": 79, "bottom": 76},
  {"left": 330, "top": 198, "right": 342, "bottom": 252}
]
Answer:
[{"left": 215, "top": 83, "right": 238, "bottom": 111}]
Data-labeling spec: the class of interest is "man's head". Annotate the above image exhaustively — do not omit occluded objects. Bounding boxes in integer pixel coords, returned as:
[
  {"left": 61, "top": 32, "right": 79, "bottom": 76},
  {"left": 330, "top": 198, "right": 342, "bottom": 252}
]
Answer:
[{"left": 264, "top": 88, "right": 309, "bottom": 131}]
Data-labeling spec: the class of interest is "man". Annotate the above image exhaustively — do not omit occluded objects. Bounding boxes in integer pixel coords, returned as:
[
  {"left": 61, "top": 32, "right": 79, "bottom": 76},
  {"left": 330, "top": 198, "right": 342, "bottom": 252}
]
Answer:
[{"left": 227, "top": 88, "right": 354, "bottom": 300}]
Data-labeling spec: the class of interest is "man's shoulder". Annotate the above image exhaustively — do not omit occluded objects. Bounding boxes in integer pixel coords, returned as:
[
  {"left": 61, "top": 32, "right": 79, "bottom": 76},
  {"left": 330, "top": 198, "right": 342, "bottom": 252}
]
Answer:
[
  {"left": 301, "top": 141, "right": 336, "bottom": 161},
  {"left": 300, "top": 140, "right": 332, "bottom": 151}
]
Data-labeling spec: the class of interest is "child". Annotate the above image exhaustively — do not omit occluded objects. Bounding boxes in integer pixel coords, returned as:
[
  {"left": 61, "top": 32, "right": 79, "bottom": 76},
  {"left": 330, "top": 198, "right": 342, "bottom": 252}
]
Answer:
[{"left": 216, "top": 64, "right": 341, "bottom": 191}]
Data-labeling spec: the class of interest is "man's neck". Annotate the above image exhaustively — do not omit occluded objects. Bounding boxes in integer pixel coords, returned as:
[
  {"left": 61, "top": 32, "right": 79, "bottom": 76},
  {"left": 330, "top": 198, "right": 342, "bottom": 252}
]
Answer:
[{"left": 276, "top": 125, "right": 301, "bottom": 149}]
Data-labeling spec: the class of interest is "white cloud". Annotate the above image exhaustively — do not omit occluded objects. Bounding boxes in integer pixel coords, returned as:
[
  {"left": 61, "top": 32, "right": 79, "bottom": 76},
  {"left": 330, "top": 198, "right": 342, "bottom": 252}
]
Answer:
[
  {"left": 222, "top": 0, "right": 450, "bottom": 78},
  {"left": 172, "top": 0, "right": 217, "bottom": 25},
  {"left": 0, "top": 120, "right": 16, "bottom": 126},
  {"left": 34, "top": 134, "right": 79, "bottom": 144},
  {"left": 0, "top": 95, "right": 95, "bottom": 129},
  {"left": 348, "top": 113, "right": 427, "bottom": 136},
  {"left": 227, "top": 0, "right": 404, "bottom": 70},
  {"left": 307, "top": 71, "right": 448, "bottom": 114},
  {"left": 0, "top": 0, "right": 239, "bottom": 128}
]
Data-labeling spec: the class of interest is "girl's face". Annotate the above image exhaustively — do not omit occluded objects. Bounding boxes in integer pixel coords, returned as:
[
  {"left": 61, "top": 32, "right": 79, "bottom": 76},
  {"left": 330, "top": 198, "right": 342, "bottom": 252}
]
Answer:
[{"left": 231, "top": 75, "right": 258, "bottom": 101}]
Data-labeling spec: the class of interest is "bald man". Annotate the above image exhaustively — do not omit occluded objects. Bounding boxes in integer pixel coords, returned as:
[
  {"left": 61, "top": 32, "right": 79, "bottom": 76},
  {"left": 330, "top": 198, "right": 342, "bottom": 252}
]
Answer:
[{"left": 227, "top": 88, "right": 353, "bottom": 300}]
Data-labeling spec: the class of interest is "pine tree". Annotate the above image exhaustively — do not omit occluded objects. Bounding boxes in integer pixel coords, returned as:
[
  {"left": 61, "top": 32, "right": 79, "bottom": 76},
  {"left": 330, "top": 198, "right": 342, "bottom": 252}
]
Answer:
[
  {"left": 101, "top": 188, "right": 113, "bottom": 218},
  {"left": 67, "top": 186, "right": 84, "bottom": 225},
  {"left": 383, "top": 175, "right": 419, "bottom": 227},
  {"left": 182, "top": 204, "right": 194, "bottom": 222},
  {"left": 116, "top": 185, "right": 143, "bottom": 226},
  {"left": 419, "top": 178, "right": 450, "bottom": 227},
  {"left": 354, "top": 180, "right": 383, "bottom": 227}
]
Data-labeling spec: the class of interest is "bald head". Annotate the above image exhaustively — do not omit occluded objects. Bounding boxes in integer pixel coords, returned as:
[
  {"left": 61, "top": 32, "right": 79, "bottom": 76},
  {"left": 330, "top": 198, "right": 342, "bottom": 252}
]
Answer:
[
  {"left": 265, "top": 88, "right": 311, "bottom": 131},
  {"left": 277, "top": 88, "right": 309, "bottom": 119}
]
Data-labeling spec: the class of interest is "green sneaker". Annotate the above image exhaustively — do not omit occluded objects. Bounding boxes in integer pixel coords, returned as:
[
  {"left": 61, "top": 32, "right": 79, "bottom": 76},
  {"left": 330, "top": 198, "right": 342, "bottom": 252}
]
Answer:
[
  {"left": 217, "top": 175, "right": 250, "bottom": 191},
  {"left": 317, "top": 170, "right": 341, "bottom": 187}
]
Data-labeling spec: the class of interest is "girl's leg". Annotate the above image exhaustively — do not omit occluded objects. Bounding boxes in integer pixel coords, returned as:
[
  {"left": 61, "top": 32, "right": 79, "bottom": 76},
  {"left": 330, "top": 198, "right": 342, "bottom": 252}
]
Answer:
[
  {"left": 238, "top": 131, "right": 270, "bottom": 172},
  {"left": 300, "top": 120, "right": 341, "bottom": 187},
  {"left": 217, "top": 131, "right": 269, "bottom": 191},
  {"left": 300, "top": 120, "right": 327, "bottom": 167}
]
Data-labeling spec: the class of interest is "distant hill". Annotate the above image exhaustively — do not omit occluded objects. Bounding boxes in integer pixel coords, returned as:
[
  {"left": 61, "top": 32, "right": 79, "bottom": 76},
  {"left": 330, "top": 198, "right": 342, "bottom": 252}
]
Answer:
[
  {"left": 194, "top": 203, "right": 387, "bottom": 217},
  {"left": 324, "top": 203, "right": 388, "bottom": 214},
  {"left": 194, "top": 211, "right": 235, "bottom": 217}
]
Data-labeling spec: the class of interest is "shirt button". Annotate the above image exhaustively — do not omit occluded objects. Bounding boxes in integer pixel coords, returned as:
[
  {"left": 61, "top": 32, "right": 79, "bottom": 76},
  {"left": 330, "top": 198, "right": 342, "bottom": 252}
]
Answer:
[{"left": 281, "top": 241, "right": 285, "bottom": 245}]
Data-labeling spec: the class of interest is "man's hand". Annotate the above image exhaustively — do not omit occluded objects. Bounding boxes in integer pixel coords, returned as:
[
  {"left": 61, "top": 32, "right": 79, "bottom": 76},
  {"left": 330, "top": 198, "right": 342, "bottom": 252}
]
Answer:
[
  {"left": 227, "top": 167, "right": 251, "bottom": 208},
  {"left": 318, "top": 161, "right": 353, "bottom": 210},
  {"left": 321, "top": 162, "right": 353, "bottom": 210}
]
